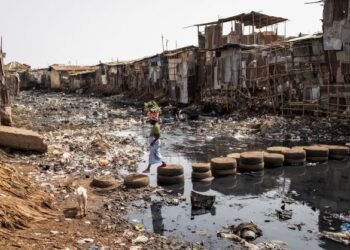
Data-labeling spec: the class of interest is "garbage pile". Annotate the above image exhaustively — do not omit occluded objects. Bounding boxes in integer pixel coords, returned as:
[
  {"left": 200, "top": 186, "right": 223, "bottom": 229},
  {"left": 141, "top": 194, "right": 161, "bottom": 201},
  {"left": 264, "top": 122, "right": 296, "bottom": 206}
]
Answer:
[{"left": 10, "top": 91, "right": 145, "bottom": 188}]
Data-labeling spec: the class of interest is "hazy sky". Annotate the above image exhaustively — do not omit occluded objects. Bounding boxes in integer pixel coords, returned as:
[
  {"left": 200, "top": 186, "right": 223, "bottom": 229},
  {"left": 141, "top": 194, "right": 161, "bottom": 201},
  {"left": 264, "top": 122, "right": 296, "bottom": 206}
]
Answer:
[{"left": 0, "top": 0, "right": 323, "bottom": 68}]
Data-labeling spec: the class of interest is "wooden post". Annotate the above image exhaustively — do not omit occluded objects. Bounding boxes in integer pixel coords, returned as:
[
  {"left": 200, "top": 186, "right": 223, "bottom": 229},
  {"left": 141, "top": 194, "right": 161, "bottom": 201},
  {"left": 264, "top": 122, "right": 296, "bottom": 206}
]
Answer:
[{"left": 252, "top": 13, "right": 255, "bottom": 44}]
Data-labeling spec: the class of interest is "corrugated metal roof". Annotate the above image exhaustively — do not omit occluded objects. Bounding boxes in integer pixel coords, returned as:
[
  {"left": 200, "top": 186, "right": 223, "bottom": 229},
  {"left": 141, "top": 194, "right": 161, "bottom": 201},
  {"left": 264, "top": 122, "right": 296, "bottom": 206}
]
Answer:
[
  {"left": 49, "top": 64, "right": 97, "bottom": 72},
  {"left": 104, "top": 60, "right": 138, "bottom": 66},
  {"left": 4, "top": 61, "right": 31, "bottom": 72},
  {"left": 214, "top": 43, "right": 261, "bottom": 51},
  {"left": 188, "top": 11, "right": 288, "bottom": 29},
  {"left": 69, "top": 69, "right": 97, "bottom": 76},
  {"left": 288, "top": 33, "right": 323, "bottom": 42}
]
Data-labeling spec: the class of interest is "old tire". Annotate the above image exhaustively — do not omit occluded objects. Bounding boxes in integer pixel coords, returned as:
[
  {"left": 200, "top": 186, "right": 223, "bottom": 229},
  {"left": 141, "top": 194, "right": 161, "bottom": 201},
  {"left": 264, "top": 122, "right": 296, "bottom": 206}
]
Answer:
[
  {"left": 157, "top": 174, "right": 184, "bottom": 185},
  {"left": 124, "top": 174, "right": 149, "bottom": 188},
  {"left": 212, "top": 168, "right": 237, "bottom": 177},
  {"left": 211, "top": 157, "right": 237, "bottom": 170},
  {"left": 283, "top": 148, "right": 306, "bottom": 160},
  {"left": 226, "top": 153, "right": 241, "bottom": 161},
  {"left": 267, "top": 146, "right": 290, "bottom": 154},
  {"left": 157, "top": 164, "right": 184, "bottom": 176},
  {"left": 284, "top": 158, "right": 306, "bottom": 166},
  {"left": 307, "top": 156, "right": 328, "bottom": 162},
  {"left": 91, "top": 176, "right": 117, "bottom": 188},
  {"left": 240, "top": 151, "right": 264, "bottom": 165},
  {"left": 192, "top": 170, "right": 212, "bottom": 180},
  {"left": 327, "top": 145, "right": 349, "bottom": 159},
  {"left": 263, "top": 152, "right": 284, "bottom": 168},
  {"left": 192, "top": 163, "right": 210, "bottom": 173},
  {"left": 304, "top": 146, "right": 329, "bottom": 158},
  {"left": 238, "top": 162, "right": 264, "bottom": 171}
]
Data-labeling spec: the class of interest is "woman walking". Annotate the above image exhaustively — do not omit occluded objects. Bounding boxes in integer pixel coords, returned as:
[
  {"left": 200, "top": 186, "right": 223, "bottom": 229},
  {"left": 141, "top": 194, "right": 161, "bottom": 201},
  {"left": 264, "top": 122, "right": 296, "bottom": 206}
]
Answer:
[{"left": 143, "top": 112, "right": 166, "bottom": 173}]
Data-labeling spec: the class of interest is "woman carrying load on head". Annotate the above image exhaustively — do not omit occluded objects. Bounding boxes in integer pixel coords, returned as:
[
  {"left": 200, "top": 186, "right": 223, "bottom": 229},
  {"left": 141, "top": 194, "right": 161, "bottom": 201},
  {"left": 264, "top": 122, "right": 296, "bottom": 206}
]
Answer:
[
  {"left": 143, "top": 101, "right": 166, "bottom": 173},
  {"left": 143, "top": 112, "right": 167, "bottom": 173}
]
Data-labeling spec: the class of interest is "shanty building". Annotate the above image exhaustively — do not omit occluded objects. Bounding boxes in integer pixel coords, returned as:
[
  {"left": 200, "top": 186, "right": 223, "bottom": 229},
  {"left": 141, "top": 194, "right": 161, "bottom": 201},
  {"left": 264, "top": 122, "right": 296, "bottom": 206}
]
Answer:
[
  {"left": 49, "top": 64, "right": 97, "bottom": 90},
  {"left": 323, "top": 0, "right": 350, "bottom": 120},
  {"left": 4, "top": 61, "right": 30, "bottom": 91},
  {"left": 69, "top": 68, "right": 98, "bottom": 93},
  {"left": 189, "top": 11, "right": 288, "bottom": 111},
  {"left": 163, "top": 46, "right": 198, "bottom": 104},
  {"left": 147, "top": 54, "right": 167, "bottom": 98},
  {"left": 26, "top": 68, "right": 51, "bottom": 89}
]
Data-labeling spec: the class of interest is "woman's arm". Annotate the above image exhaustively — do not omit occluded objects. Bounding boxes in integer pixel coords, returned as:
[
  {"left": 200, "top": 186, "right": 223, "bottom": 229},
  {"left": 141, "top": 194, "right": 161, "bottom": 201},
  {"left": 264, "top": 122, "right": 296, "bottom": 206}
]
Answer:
[{"left": 151, "top": 134, "right": 160, "bottom": 146}]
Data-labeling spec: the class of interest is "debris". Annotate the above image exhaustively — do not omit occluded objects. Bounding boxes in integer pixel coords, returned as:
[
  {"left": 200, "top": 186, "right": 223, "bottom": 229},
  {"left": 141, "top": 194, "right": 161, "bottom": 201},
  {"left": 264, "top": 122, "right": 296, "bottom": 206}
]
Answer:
[
  {"left": 320, "top": 231, "right": 350, "bottom": 245},
  {"left": 340, "top": 223, "right": 350, "bottom": 232},
  {"left": 219, "top": 222, "right": 262, "bottom": 241},
  {"left": 134, "top": 224, "right": 144, "bottom": 232},
  {"left": 255, "top": 240, "right": 288, "bottom": 250},
  {"left": 133, "top": 235, "right": 149, "bottom": 244},
  {"left": 191, "top": 191, "right": 215, "bottom": 210},
  {"left": 276, "top": 209, "right": 293, "bottom": 220},
  {"left": 77, "top": 238, "right": 94, "bottom": 244}
]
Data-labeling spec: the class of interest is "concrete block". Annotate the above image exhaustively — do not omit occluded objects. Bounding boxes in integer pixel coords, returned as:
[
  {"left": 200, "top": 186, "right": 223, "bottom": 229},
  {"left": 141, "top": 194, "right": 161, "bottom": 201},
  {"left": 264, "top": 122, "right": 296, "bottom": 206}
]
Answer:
[{"left": 0, "top": 126, "right": 47, "bottom": 153}]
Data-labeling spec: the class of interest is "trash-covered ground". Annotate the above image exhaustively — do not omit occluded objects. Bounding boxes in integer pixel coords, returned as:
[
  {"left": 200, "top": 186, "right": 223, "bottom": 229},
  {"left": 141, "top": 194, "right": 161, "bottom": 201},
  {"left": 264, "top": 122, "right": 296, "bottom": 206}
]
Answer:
[{"left": 1, "top": 90, "right": 350, "bottom": 249}]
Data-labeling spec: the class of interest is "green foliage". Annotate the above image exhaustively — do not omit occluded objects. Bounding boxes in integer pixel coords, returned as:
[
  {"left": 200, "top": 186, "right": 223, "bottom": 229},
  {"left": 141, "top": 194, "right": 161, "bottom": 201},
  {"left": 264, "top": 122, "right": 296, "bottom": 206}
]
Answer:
[{"left": 144, "top": 100, "right": 161, "bottom": 114}]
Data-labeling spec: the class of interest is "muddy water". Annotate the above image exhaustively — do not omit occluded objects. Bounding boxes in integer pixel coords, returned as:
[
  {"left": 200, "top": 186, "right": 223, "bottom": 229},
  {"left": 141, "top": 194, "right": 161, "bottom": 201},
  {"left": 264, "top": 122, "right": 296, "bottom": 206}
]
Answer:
[{"left": 126, "top": 122, "right": 350, "bottom": 250}]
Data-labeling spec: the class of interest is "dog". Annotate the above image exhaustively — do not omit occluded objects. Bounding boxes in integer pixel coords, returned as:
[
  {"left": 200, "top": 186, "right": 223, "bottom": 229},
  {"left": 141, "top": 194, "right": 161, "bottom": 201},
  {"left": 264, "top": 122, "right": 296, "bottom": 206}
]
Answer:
[{"left": 75, "top": 186, "right": 87, "bottom": 217}]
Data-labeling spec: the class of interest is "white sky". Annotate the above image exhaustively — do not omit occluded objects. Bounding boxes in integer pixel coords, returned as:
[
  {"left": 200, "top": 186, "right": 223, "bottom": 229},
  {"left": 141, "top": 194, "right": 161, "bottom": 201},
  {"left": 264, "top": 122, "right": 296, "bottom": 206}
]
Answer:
[{"left": 0, "top": 0, "right": 323, "bottom": 68}]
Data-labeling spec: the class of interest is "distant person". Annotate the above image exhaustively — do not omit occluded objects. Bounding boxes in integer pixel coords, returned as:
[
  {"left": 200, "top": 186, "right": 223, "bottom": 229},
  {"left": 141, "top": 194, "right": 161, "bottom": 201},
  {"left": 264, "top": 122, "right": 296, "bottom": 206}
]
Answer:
[{"left": 143, "top": 112, "right": 166, "bottom": 173}]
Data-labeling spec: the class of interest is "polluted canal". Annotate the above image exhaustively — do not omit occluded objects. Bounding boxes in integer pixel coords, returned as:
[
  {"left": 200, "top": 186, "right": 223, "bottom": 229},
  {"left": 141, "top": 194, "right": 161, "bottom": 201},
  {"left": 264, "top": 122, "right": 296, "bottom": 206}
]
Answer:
[
  {"left": 127, "top": 118, "right": 350, "bottom": 250},
  {"left": 5, "top": 91, "right": 350, "bottom": 250}
]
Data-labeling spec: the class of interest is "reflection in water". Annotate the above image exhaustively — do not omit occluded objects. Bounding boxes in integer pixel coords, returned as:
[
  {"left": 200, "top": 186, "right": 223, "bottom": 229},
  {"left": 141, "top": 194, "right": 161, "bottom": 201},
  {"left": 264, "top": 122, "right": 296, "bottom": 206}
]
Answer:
[
  {"left": 192, "top": 180, "right": 212, "bottom": 193},
  {"left": 210, "top": 175, "right": 237, "bottom": 195},
  {"left": 158, "top": 183, "right": 185, "bottom": 195},
  {"left": 151, "top": 202, "right": 164, "bottom": 235},
  {"left": 130, "top": 126, "right": 350, "bottom": 250}
]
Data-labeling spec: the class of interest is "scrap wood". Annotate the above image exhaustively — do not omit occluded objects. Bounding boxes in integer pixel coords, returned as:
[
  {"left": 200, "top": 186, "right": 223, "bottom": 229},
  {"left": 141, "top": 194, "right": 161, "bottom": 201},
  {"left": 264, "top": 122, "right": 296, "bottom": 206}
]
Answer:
[{"left": 320, "top": 231, "right": 350, "bottom": 245}]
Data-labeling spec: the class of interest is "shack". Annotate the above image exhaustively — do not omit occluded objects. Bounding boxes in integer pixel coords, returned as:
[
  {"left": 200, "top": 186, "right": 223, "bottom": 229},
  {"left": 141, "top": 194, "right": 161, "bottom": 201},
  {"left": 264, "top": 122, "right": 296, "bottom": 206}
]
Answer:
[
  {"left": 49, "top": 64, "right": 97, "bottom": 90},
  {"left": 26, "top": 68, "right": 50, "bottom": 89},
  {"left": 4, "top": 61, "right": 30, "bottom": 90},
  {"left": 69, "top": 69, "right": 97, "bottom": 93},
  {"left": 190, "top": 11, "right": 288, "bottom": 50},
  {"left": 163, "top": 46, "right": 198, "bottom": 104},
  {"left": 323, "top": 0, "right": 350, "bottom": 119}
]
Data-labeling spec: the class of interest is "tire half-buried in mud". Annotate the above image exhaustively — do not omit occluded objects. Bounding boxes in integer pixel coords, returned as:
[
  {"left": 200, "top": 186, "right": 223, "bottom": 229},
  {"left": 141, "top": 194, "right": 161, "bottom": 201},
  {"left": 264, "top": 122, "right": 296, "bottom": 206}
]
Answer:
[
  {"left": 124, "top": 174, "right": 149, "bottom": 188},
  {"left": 91, "top": 176, "right": 117, "bottom": 188}
]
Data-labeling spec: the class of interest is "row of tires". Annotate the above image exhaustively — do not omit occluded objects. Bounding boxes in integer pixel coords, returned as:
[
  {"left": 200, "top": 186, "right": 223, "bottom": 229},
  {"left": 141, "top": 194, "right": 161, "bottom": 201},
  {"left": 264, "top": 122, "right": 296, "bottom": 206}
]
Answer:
[
  {"left": 123, "top": 143, "right": 350, "bottom": 188},
  {"left": 192, "top": 144, "right": 350, "bottom": 179}
]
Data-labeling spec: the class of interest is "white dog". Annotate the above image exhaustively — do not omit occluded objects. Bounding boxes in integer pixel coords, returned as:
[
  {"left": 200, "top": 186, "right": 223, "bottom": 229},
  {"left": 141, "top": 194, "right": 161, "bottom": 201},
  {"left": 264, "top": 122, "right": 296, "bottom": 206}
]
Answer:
[{"left": 75, "top": 186, "right": 87, "bottom": 217}]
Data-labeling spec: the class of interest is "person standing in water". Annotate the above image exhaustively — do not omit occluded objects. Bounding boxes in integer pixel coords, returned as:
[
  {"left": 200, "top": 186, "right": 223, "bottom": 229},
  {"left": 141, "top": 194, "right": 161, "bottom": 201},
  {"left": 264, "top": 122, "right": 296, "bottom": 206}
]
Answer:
[{"left": 143, "top": 112, "right": 166, "bottom": 173}]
